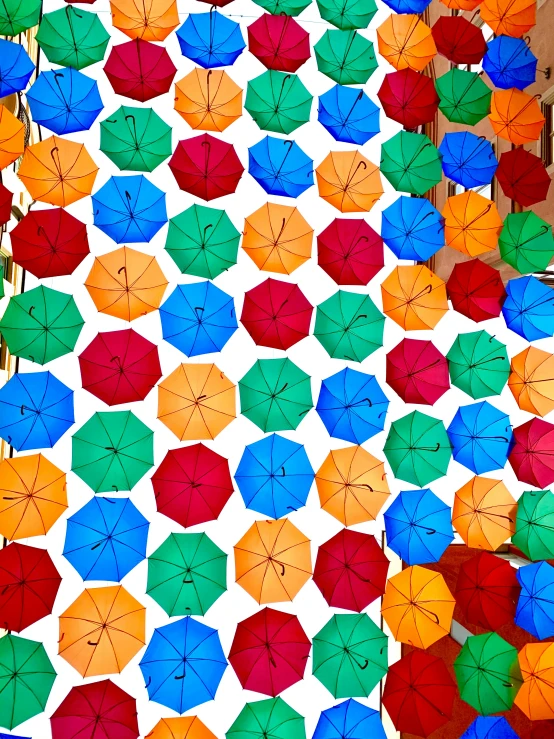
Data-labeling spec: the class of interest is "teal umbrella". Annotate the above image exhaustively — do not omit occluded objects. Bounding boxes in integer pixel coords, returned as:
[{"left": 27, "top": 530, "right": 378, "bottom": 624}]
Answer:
[
  {"left": 100, "top": 106, "right": 172, "bottom": 172},
  {"left": 245, "top": 70, "right": 312, "bottom": 135}
]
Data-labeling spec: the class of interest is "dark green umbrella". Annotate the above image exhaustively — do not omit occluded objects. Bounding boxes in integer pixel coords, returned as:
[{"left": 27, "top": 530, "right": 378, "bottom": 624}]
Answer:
[
  {"left": 0, "top": 285, "right": 84, "bottom": 364},
  {"left": 245, "top": 71, "right": 312, "bottom": 135},
  {"left": 227, "top": 697, "right": 305, "bottom": 739},
  {"left": 314, "top": 30, "right": 377, "bottom": 85},
  {"left": 499, "top": 211, "right": 554, "bottom": 274},
  {"left": 381, "top": 131, "right": 442, "bottom": 196},
  {"left": 312, "top": 613, "right": 387, "bottom": 698},
  {"left": 446, "top": 330, "right": 510, "bottom": 399},
  {"left": 0, "top": 265, "right": 5, "bottom": 300},
  {"left": 0, "top": 0, "right": 40, "bottom": 36},
  {"left": 100, "top": 106, "right": 172, "bottom": 173},
  {"left": 252, "top": 0, "right": 311, "bottom": 16},
  {"left": 513, "top": 489, "right": 554, "bottom": 561},
  {"left": 316, "top": 0, "right": 377, "bottom": 30},
  {"left": 36, "top": 6, "right": 110, "bottom": 70},
  {"left": 383, "top": 410, "right": 452, "bottom": 487},
  {"left": 436, "top": 69, "right": 492, "bottom": 126}
]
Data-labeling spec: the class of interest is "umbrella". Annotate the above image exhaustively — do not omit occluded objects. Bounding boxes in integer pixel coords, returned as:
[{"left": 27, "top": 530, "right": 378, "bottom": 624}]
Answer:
[
  {"left": 446, "top": 259, "right": 505, "bottom": 323},
  {"left": 496, "top": 148, "right": 551, "bottom": 207},
  {"left": 165, "top": 204, "right": 241, "bottom": 278},
  {"left": 241, "top": 279, "right": 313, "bottom": 350},
  {"left": 0, "top": 543, "right": 61, "bottom": 632},
  {"left": 381, "top": 566, "right": 455, "bottom": 649},
  {"left": 0, "top": 40, "right": 34, "bottom": 98},
  {"left": 147, "top": 532, "right": 226, "bottom": 616},
  {"left": 312, "top": 613, "right": 387, "bottom": 698},
  {"left": 36, "top": 7, "right": 110, "bottom": 70},
  {"left": 461, "top": 718, "right": 519, "bottom": 739},
  {"left": 314, "top": 30, "right": 377, "bottom": 85},
  {"left": 152, "top": 443, "right": 233, "bottom": 528},
  {"left": 0, "top": 105, "right": 24, "bottom": 170},
  {"left": 246, "top": 70, "right": 312, "bottom": 135},
  {"left": 316, "top": 0, "right": 376, "bottom": 29},
  {"left": 148, "top": 717, "right": 216, "bottom": 739},
  {"left": 158, "top": 363, "right": 236, "bottom": 441},
  {"left": 159, "top": 281, "right": 237, "bottom": 357},
  {"left": 377, "top": 14, "right": 436, "bottom": 72},
  {"left": 247, "top": 14, "right": 310, "bottom": 73},
  {"left": 484, "top": 35, "right": 537, "bottom": 89},
  {"left": 104, "top": 39, "right": 177, "bottom": 102},
  {"left": 432, "top": 15, "right": 487, "bottom": 65},
  {"left": 313, "top": 529, "right": 389, "bottom": 611},
  {"left": 513, "top": 489, "right": 554, "bottom": 560},
  {"left": 516, "top": 561, "right": 554, "bottom": 639},
  {"left": 170, "top": 134, "right": 244, "bottom": 200},
  {"left": 315, "top": 446, "right": 390, "bottom": 526},
  {"left": 0, "top": 371, "right": 74, "bottom": 452},
  {"left": 453, "top": 476, "right": 516, "bottom": 550},
  {"left": 377, "top": 69, "right": 439, "bottom": 130},
  {"left": 314, "top": 290, "right": 384, "bottom": 362},
  {"left": 316, "top": 368, "right": 389, "bottom": 444},
  {"left": 381, "top": 265, "right": 448, "bottom": 331},
  {"left": 446, "top": 330, "right": 509, "bottom": 399},
  {"left": 234, "top": 518, "right": 311, "bottom": 604},
  {"left": 381, "top": 131, "right": 441, "bottom": 196},
  {"left": 381, "top": 196, "right": 443, "bottom": 262},
  {"left": 59, "top": 585, "right": 145, "bottom": 677},
  {"left": 317, "top": 218, "right": 383, "bottom": 285},
  {"left": 175, "top": 69, "right": 242, "bottom": 133},
  {"left": 0, "top": 184, "right": 12, "bottom": 226},
  {"left": 71, "top": 410, "right": 154, "bottom": 493},
  {"left": 18, "top": 136, "right": 98, "bottom": 207},
  {"left": 382, "top": 0, "right": 430, "bottom": 10},
  {"left": 249, "top": 136, "right": 313, "bottom": 198},
  {"left": 239, "top": 358, "right": 312, "bottom": 433},
  {"left": 177, "top": 10, "right": 245, "bottom": 68},
  {"left": 0, "top": 0, "right": 40, "bottom": 35},
  {"left": 318, "top": 85, "right": 379, "bottom": 145},
  {"left": 500, "top": 211, "right": 554, "bottom": 274},
  {"left": 235, "top": 433, "right": 314, "bottom": 518},
  {"left": 443, "top": 190, "right": 503, "bottom": 257},
  {"left": 100, "top": 106, "right": 172, "bottom": 172},
  {"left": 502, "top": 275, "right": 554, "bottom": 341},
  {"left": 386, "top": 339, "right": 449, "bottom": 406},
  {"left": 110, "top": 0, "right": 179, "bottom": 42},
  {"left": 490, "top": 89, "right": 545, "bottom": 144},
  {"left": 439, "top": 132, "right": 497, "bottom": 189},
  {"left": 509, "top": 418, "right": 554, "bottom": 488},
  {"left": 227, "top": 698, "right": 305, "bottom": 739},
  {"left": 447, "top": 401, "right": 512, "bottom": 475},
  {"left": 229, "top": 607, "right": 310, "bottom": 696},
  {"left": 316, "top": 150, "right": 383, "bottom": 213},
  {"left": 253, "top": 0, "right": 311, "bottom": 14},
  {"left": 436, "top": 69, "right": 492, "bottom": 125},
  {"left": 481, "top": 0, "right": 536, "bottom": 37},
  {"left": 313, "top": 700, "right": 386, "bottom": 739},
  {"left": 516, "top": 643, "right": 554, "bottom": 720},
  {"left": 63, "top": 496, "right": 149, "bottom": 581}
]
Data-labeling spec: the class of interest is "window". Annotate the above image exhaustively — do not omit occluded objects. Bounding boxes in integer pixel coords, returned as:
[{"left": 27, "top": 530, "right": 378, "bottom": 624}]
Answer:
[
  {"left": 449, "top": 180, "right": 494, "bottom": 201},
  {"left": 542, "top": 99, "right": 554, "bottom": 168}
]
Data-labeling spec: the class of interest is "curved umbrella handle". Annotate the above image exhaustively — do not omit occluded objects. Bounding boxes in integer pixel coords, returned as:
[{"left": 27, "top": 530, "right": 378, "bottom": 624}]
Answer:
[
  {"left": 58, "top": 633, "right": 65, "bottom": 643},
  {"left": 87, "top": 640, "right": 99, "bottom": 646},
  {"left": 145, "top": 676, "right": 152, "bottom": 688},
  {"left": 20, "top": 405, "right": 26, "bottom": 415}
]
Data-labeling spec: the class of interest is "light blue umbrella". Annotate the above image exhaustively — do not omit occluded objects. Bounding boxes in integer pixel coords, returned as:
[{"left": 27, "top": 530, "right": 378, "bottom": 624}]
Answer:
[
  {"left": 318, "top": 85, "right": 379, "bottom": 145},
  {"left": 502, "top": 275, "right": 554, "bottom": 341},
  {"left": 0, "top": 39, "right": 34, "bottom": 98},
  {"left": 177, "top": 10, "right": 245, "bottom": 68},
  {"left": 447, "top": 401, "right": 512, "bottom": 474},
  {"left": 249, "top": 136, "right": 313, "bottom": 198},
  {"left": 381, "top": 196, "right": 444, "bottom": 261},
  {"left": 515, "top": 561, "right": 554, "bottom": 639}
]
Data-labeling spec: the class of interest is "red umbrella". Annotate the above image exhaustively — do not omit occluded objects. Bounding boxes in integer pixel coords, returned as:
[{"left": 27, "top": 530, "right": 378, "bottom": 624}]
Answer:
[
  {"left": 51, "top": 679, "right": 139, "bottom": 739},
  {"left": 79, "top": 329, "right": 162, "bottom": 406},
  {"left": 0, "top": 182, "right": 12, "bottom": 225},
  {"left": 377, "top": 69, "right": 439, "bottom": 130},
  {"left": 229, "top": 607, "right": 310, "bottom": 696},
  {"left": 432, "top": 16, "right": 487, "bottom": 66},
  {"left": 10, "top": 208, "right": 89, "bottom": 279},
  {"left": 169, "top": 134, "right": 244, "bottom": 201},
  {"left": 317, "top": 218, "right": 384, "bottom": 286},
  {"left": 509, "top": 418, "right": 554, "bottom": 489},
  {"left": 386, "top": 338, "right": 450, "bottom": 406},
  {"left": 382, "top": 650, "right": 456, "bottom": 738},
  {"left": 247, "top": 14, "right": 310, "bottom": 73},
  {"left": 104, "top": 38, "right": 176, "bottom": 102},
  {"left": 151, "top": 443, "right": 234, "bottom": 528},
  {"left": 0, "top": 542, "right": 61, "bottom": 633},
  {"left": 496, "top": 148, "right": 551, "bottom": 207},
  {"left": 446, "top": 259, "right": 506, "bottom": 323},
  {"left": 313, "top": 529, "right": 389, "bottom": 612}
]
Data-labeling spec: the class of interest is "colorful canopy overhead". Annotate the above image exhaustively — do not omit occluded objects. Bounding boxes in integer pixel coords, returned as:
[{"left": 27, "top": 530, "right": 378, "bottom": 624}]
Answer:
[
  {"left": 377, "top": 14, "right": 436, "bottom": 71},
  {"left": 432, "top": 16, "right": 487, "bottom": 65},
  {"left": 443, "top": 190, "right": 503, "bottom": 257},
  {"left": 516, "top": 561, "right": 554, "bottom": 639},
  {"left": 247, "top": 15, "right": 311, "bottom": 73},
  {"left": 480, "top": 0, "right": 536, "bottom": 37},
  {"left": 381, "top": 265, "right": 448, "bottom": 331},
  {"left": 0, "top": 40, "right": 34, "bottom": 98},
  {"left": 484, "top": 35, "right": 537, "bottom": 89},
  {"left": 227, "top": 698, "right": 305, "bottom": 739},
  {"left": 313, "top": 701, "right": 386, "bottom": 739},
  {"left": 381, "top": 0, "right": 431, "bottom": 11},
  {"left": 104, "top": 39, "right": 177, "bottom": 102},
  {"left": 148, "top": 717, "right": 217, "bottom": 739},
  {"left": 317, "top": 218, "right": 383, "bottom": 285},
  {"left": 502, "top": 275, "right": 554, "bottom": 341},
  {"left": 249, "top": 136, "right": 313, "bottom": 198},
  {"left": 0, "top": 0, "right": 40, "bottom": 35},
  {"left": 386, "top": 339, "right": 450, "bottom": 405},
  {"left": 176, "top": 69, "right": 242, "bottom": 133},
  {"left": 439, "top": 132, "right": 497, "bottom": 189},
  {"left": 100, "top": 106, "right": 172, "bottom": 171},
  {"left": 246, "top": 70, "right": 312, "bottom": 135},
  {"left": 489, "top": 89, "right": 545, "bottom": 144},
  {"left": 316, "top": 150, "right": 382, "bottom": 213},
  {"left": 171, "top": 134, "right": 244, "bottom": 200},
  {"left": 499, "top": 211, "right": 554, "bottom": 274},
  {"left": 453, "top": 476, "right": 516, "bottom": 550},
  {"left": 253, "top": 0, "right": 311, "bottom": 15},
  {"left": 314, "top": 30, "right": 377, "bottom": 85},
  {"left": 0, "top": 105, "right": 24, "bottom": 171},
  {"left": 378, "top": 69, "right": 439, "bottom": 131},
  {"left": 496, "top": 148, "right": 551, "bottom": 207},
  {"left": 447, "top": 330, "right": 510, "bottom": 399},
  {"left": 381, "top": 131, "right": 441, "bottom": 196},
  {"left": 509, "top": 418, "right": 554, "bottom": 489},
  {"left": 318, "top": 85, "right": 379, "bottom": 145},
  {"left": 436, "top": 68, "right": 492, "bottom": 125},
  {"left": 36, "top": 7, "right": 110, "bottom": 70},
  {"left": 460, "top": 718, "right": 520, "bottom": 739},
  {"left": 513, "top": 489, "right": 554, "bottom": 560},
  {"left": 382, "top": 196, "right": 443, "bottom": 262},
  {"left": 447, "top": 401, "right": 512, "bottom": 475},
  {"left": 316, "top": 0, "right": 377, "bottom": 29},
  {"left": 516, "top": 643, "right": 554, "bottom": 720},
  {"left": 446, "top": 259, "right": 505, "bottom": 323},
  {"left": 110, "top": 0, "right": 179, "bottom": 41},
  {"left": 177, "top": 10, "right": 245, "bottom": 68}
]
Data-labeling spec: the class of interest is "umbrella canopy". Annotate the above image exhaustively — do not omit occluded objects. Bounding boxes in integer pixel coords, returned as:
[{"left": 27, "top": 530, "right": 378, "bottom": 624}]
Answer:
[
  {"left": 249, "top": 136, "right": 313, "bottom": 198},
  {"left": 484, "top": 35, "right": 537, "bottom": 89},
  {"left": 110, "top": 0, "right": 179, "bottom": 41},
  {"left": 503, "top": 275, "right": 554, "bottom": 341},
  {"left": 377, "top": 69, "right": 439, "bottom": 129},
  {"left": 447, "top": 401, "right": 512, "bottom": 475},
  {"left": 513, "top": 489, "right": 554, "bottom": 560},
  {"left": 0, "top": 105, "right": 24, "bottom": 170},
  {"left": 0, "top": 185, "right": 12, "bottom": 227},
  {"left": 480, "top": 0, "right": 536, "bottom": 37},
  {"left": 104, "top": 38, "right": 177, "bottom": 102},
  {"left": 380, "top": 131, "right": 441, "bottom": 196},
  {"left": 432, "top": 15, "right": 487, "bottom": 65},
  {"left": 253, "top": 0, "right": 311, "bottom": 14},
  {"left": 313, "top": 700, "right": 386, "bottom": 739},
  {"left": 247, "top": 14, "right": 310, "bottom": 73},
  {"left": 0, "top": 0, "right": 40, "bottom": 35},
  {"left": 314, "top": 30, "right": 377, "bottom": 85},
  {"left": 386, "top": 338, "right": 450, "bottom": 405},
  {"left": 317, "top": 218, "right": 383, "bottom": 285},
  {"left": 318, "top": 85, "right": 379, "bottom": 146},
  {"left": 177, "top": 10, "right": 245, "bottom": 68},
  {"left": 439, "top": 132, "right": 497, "bottom": 189},
  {"left": 175, "top": 69, "right": 242, "bottom": 133},
  {"left": 496, "top": 147, "right": 551, "bottom": 207},
  {"left": 516, "top": 643, "right": 554, "bottom": 720},
  {"left": 316, "top": 150, "right": 383, "bottom": 213},
  {"left": 377, "top": 14, "right": 436, "bottom": 71},
  {"left": 316, "top": 0, "right": 377, "bottom": 29},
  {"left": 148, "top": 717, "right": 216, "bottom": 739},
  {"left": 381, "top": 265, "right": 448, "bottom": 330},
  {"left": 36, "top": 7, "right": 110, "bottom": 70},
  {"left": 516, "top": 561, "right": 554, "bottom": 639},
  {"left": 443, "top": 191, "right": 503, "bottom": 257},
  {"left": 382, "top": 0, "right": 431, "bottom": 11},
  {"left": 446, "top": 259, "right": 505, "bottom": 323},
  {"left": 436, "top": 68, "right": 492, "bottom": 125},
  {"left": 453, "top": 476, "right": 516, "bottom": 550},
  {"left": 446, "top": 330, "right": 509, "bottom": 399},
  {"left": 490, "top": 88, "right": 545, "bottom": 144},
  {"left": 509, "top": 418, "right": 554, "bottom": 488},
  {"left": 227, "top": 698, "right": 305, "bottom": 739},
  {"left": 246, "top": 70, "right": 312, "bottom": 135},
  {"left": 0, "top": 40, "right": 34, "bottom": 98},
  {"left": 170, "top": 134, "right": 244, "bottom": 200},
  {"left": 100, "top": 106, "right": 172, "bottom": 172},
  {"left": 499, "top": 211, "right": 554, "bottom": 274},
  {"left": 381, "top": 196, "right": 444, "bottom": 262}
]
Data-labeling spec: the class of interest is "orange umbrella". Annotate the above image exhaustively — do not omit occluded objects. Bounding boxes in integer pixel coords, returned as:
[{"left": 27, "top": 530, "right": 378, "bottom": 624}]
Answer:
[
  {"left": 440, "top": 0, "right": 482, "bottom": 9},
  {"left": 0, "top": 105, "right": 25, "bottom": 170},
  {"left": 234, "top": 518, "right": 312, "bottom": 604},
  {"left": 442, "top": 191, "right": 503, "bottom": 257},
  {"left": 18, "top": 136, "right": 98, "bottom": 207},
  {"left": 453, "top": 476, "right": 516, "bottom": 551},
  {"left": 315, "top": 446, "right": 390, "bottom": 527},
  {"left": 0, "top": 454, "right": 67, "bottom": 540},
  {"left": 515, "top": 643, "right": 554, "bottom": 720},
  {"left": 489, "top": 89, "right": 545, "bottom": 144},
  {"left": 59, "top": 585, "right": 145, "bottom": 678},
  {"left": 158, "top": 363, "right": 236, "bottom": 441},
  {"left": 509, "top": 346, "right": 554, "bottom": 417},
  {"left": 480, "top": 0, "right": 536, "bottom": 37},
  {"left": 110, "top": 0, "right": 179, "bottom": 42},
  {"left": 377, "top": 14, "right": 436, "bottom": 72},
  {"left": 175, "top": 69, "right": 242, "bottom": 133},
  {"left": 315, "top": 151, "right": 383, "bottom": 213},
  {"left": 381, "top": 265, "right": 448, "bottom": 330},
  {"left": 147, "top": 717, "right": 217, "bottom": 739},
  {"left": 242, "top": 202, "right": 313, "bottom": 274},
  {"left": 85, "top": 246, "right": 168, "bottom": 321},
  {"left": 381, "top": 566, "right": 455, "bottom": 649}
]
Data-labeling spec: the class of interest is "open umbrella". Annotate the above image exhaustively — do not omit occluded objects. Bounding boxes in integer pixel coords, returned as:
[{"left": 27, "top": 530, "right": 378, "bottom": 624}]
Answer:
[
  {"left": 446, "top": 259, "right": 505, "bottom": 323},
  {"left": 443, "top": 190, "right": 503, "bottom": 257},
  {"left": 484, "top": 35, "right": 537, "bottom": 89},
  {"left": 110, "top": 0, "right": 179, "bottom": 41},
  {"left": 499, "top": 211, "right": 554, "bottom": 274},
  {"left": 377, "top": 14, "right": 436, "bottom": 71},
  {"left": 436, "top": 69, "right": 492, "bottom": 125},
  {"left": 0, "top": 0, "right": 40, "bottom": 35},
  {"left": 0, "top": 105, "right": 24, "bottom": 170},
  {"left": 104, "top": 39, "right": 177, "bottom": 102},
  {"left": 439, "top": 132, "right": 497, "bottom": 189},
  {"left": 318, "top": 85, "right": 379, "bottom": 145},
  {"left": 316, "top": 150, "right": 383, "bottom": 213},
  {"left": 253, "top": 0, "right": 311, "bottom": 14},
  {"left": 381, "top": 196, "right": 443, "bottom": 262},
  {"left": 228, "top": 698, "right": 305, "bottom": 739},
  {"left": 447, "top": 330, "right": 509, "bottom": 399},
  {"left": 386, "top": 339, "right": 449, "bottom": 405},
  {"left": 453, "top": 476, "right": 516, "bottom": 550},
  {"left": 432, "top": 15, "right": 487, "bottom": 65},
  {"left": 377, "top": 69, "right": 439, "bottom": 129},
  {"left": 100, "top": 106, "right": 172, "bottom": 172},
  {"left": 509, "top": 418, "right": 554, "bottom": 488},
  {"left": 447, "top": 401, "right": 512, "bottom": 474},
  {"left": 513, "top": 489, "right": 554, "bottom": 560},
  {"left": 313, "top": 700, "right": 386, "bottom": 739},
  {"left": 516, "top": 561, "right": 554, "bottom": 639},
  {"left": 490, "top": 89, "right": 545, "bottom": 144},
  {"left": 246, "top": 70, "right": 311, "bottom": 135},
  {"left": 170, "top": 134, "right": 244, "bottom": 200},
  {"left": 496, "top": 148, "right": 551, "bottom": 207},
  {"left": 381, "top": 265, "right": 448, "bottom": 331},
  {"left": 177, "top": 10, "right": 245, "bottom": 68},
  {"left": 0, "top": 184, "right": 9, "bottom": 225},
  {"left": 317, "top": 218, "right": 383, "bottom": 285},
  {"left": 0, "top": 40, "right": 34, "bottom": 98},
  {"left": 317, "top": 0, "right": 376, "bottom": 29},
  {"left": 516, "top": 643, "right": 554, "bottom": 720},
  {"left": 314, "top": 30, "right": 377, "bottom": 85},
  {"left": 249, "top": 136, "right": 313, "bottom": 198},
  {"left": 176, "top": 69, "right": 242, "bottom": 133},
  {"left": 148, "top": 717, "right": 216, "bottom": 739},
  {"left": 381, "top": 131, "right": 442, "bottom": 197},
  {"left": 247, "top": 14, "right": 310, "bottom": 72},
  {"left": 36, "top": 7, "right": 110, "bottom": 70},
  {"left": 481, "top": 0, "right": 536, "bottom": 37},
  {"left": 503, "top": 275, "right": 554, "bottom": 341}
]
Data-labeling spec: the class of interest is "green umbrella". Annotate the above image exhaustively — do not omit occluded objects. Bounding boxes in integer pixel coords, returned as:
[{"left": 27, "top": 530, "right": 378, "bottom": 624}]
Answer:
[
  {"left": 383, "top": 410, "right": 452, "bottom": 487},
  {"left": 0, "top": 634, "right": 56, "bottom": 730},
  {"left": 245, "top": 71, "right": 312, "bottom": 136},
  {"left": 312, "top": 613, "right": 387, "bottom": 698},
  {"left": 380, "top": 131, "right": 442, "bottom": 196},
  {"left": 239, "top": 358, "right": 313, "bottom": 433},
  {"left": 513, "top": 489, "right": 554, "bottom": 561},
  {"left": 314, "top": 30, "right": 377, "bottom": 86},
  {"left": 36, "top": 6, "right": 110, "bottom": 70},
  {"left": 252, "top": 0, "right": 311, "bottom": 16},
  {"left": 147, "top": 532, "right": 227, "bottom": 617},
  {"left": 316, "top": 0, "right": 377, "bottom": 30},
  {"left": 0, "top": 265, "right": 5, "bottom": 300},
  {"left": 499, "top": 211, "right": 554, "bottom": 274},
  {"left": 0, "top": 0, "right": 41, "bottom": 36},
  {"left": 227, "top": 697, "right": 305, "bottom": 739},
  {"left": 314, "top": 290, "right": 384, "bottom": 362},
  {"left": 446, "top": 330, "right": 510, "bottom": 399},
  {"left": 0, "top": 285, "right": 84, "bottom": 365},
  {"left": 72, "top": 410, "right": 154, "bottom": 493},
  {"left": 454, "top": 632, "right": 522, "bottom": 715},
  {"left": 100, "top": 106, "right": 172, "bottom": 173},
  {"left": 436, "top": 69, "right": 492, "bottom": 126}
]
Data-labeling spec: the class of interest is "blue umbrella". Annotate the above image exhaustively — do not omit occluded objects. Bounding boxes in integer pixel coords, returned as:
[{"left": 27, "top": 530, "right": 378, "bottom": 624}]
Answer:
[
  {"left": 502, "top": 275, "right": 554, "bottom": 341},
  {"left": 447, "top": 401, "right": 512, "bottom": 475},
  {"left": 140, "top": 616, "right": 227, "bottom": 713},
  {"left": 159, "top": 281, "right": 237, "bottom": 357},
  {"left": 0, "top": 371, "right": 74, "bottom": 452},
  {"left": 316, "top": 368, "right": 389, "bottom": 444},
  {"left": 248, "top": 135, "right": 314, "bottom": 198},
  {"left": 460, "top": 717, "right": 520, "bottom": 739},
  {"left": 384, "top": 488, "right": 454, "bottom": 565},
  {"left": 313, "top": 699, "right": 387, "bottom": 739},
  {"left": 381, "top": 0, "right": 431, "bottom": 11},
  {"left": 515, "top": 561, "right": 554, "bottom": 640},
  {"left": 0, "top": 39, "right": 34, "bottom": 98},
  {"left": 92, "top": 174, "right": 167, "bottom": 243},
  {"left": 235, "top": 433, "right": 314, "bottom": 519},
  {"left": 483, "top": 36, "right": 537, "bottom": 90},
  {"left": 439, "top": 132, "right": 498, "bottom": 189},
  {"left": 63, "top": 496, "right": 149, "bottom": 582},
  {"left": 381, "top": 196, "right": 444, "bottom": 261},
  {"left": 177, "top": 10, "right": 245, "bottom": 68},
  {"left": 26, "top": 67, "right": 103, "bottom": 135},
  {"left": 318, "top": 85, "right": 379, "bottom": 146}
]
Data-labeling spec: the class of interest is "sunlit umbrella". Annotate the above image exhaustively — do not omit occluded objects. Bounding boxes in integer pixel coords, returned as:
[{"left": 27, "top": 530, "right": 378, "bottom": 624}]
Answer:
[
  {"left": 432, "top": 15, "right": 487, "bottom": 65},
  {"left": 314, "top": 290, "right": 384, "bottom": 361},
  {"left": 36, "top": 6, "right": 110, "bottom": 70},
  {"left": 504, "top": 275, "right": 554, "bottom": 342},
  {"left": 436, "top": 68, "right": 492, "bottom": 125},
  {"left": 176, "top": 69, "right": 242, "bottom": 133},
  {"left": 382, "top": 196, "right": 443, "bottom": 262},
  {"left": 148, "top": 717, "right": 217, "bottom": 739},
  {"left": 100, "top": 106, "right": 172, "bottom": 171},
  {"left": 171, "top": 134, "right": 244, "bottom": 200},
  {"left": 481, "top": 0, "right": 536, "bottom": 37},
  {"left": 489, "top": 88, "right": 545, "bottom": 144},
  {"left": 377, "top": 14, "right": 436, "bottom": 72},
  {"left": 247, "top": 14, "right": 310, "bottom": 73},
  {"left": 177, "top": 9, "right": 245, "bottom": 68},
  {"left": 484, "top": 35, "right": 537, "bottom": 89},
  {"left": 313, "top": 700, "right": 386, "bottom": 739},
  {"left": 0, "top": 105, "right": 24, "bottom": 170},
  {"left": 377, "top": 69, "right": 439, "bottom": 129},
  {"left": 246, "top": 70, "right": 312, "bottom": 135},
  {"left": 439, "top": 132, "right": 497, "bottom": 189},
  {"left": 386, "top": 338, "right": 450, "bottom": 405},
  {"left": 314, "top": 30, "right": 377, "bottom": 85},
  {"left": 110, "top": 0, "right": 179, "bottom": 42},
  {"left": 317, "top": 0, "right": 376, "bottom": 29},
  {"left": 509, "top": 417, "right": 554, "bottom": 488},
  {"left": 249, "top": 136, "right": 313, "bottom": 198},
  {"left": 0, "top": 39, "right": 34, "bottom": 98},
  {"left": 515, "top": 643, "right": 554, "bottom": 720},
  {"left": 381, "top": 131, "right": 441, "bottom": 196},
  {"left": 516, "top": 561, "right": 554, "bottom": 639},
  {"left": 447, "top": 330, "right": 509, "bottom": 399},
  {"left": 0, "top": 0, "right": 40, "bottom": 35},
  {"left": 0, "top": 183, "right": 11, "bottom": 226},
  {"left": 318, "top": 85, "right": 379, "bottom": 145},
  {"left": 316, "top": 150, "right": 383, "bottom": 212},
  {"left": 513, "top": 489, "right": 554, "bottom": 560},
  {"left": 447, "top": 401, "right": 512, "bottom": 474},
  {"left": 253, "top": 0, "right": 311, "bottom": 14},
  {"left": 381, "top": 265, "right": 448, "bottom": 330},
  {"left": 228, "top": 698, "right": 305, "bottom": 739},
  {"left": 453, "top": 475, "right": 516, "bottom": 550},
  {"left": 446, "top": 259, "right": 505, "bottom": 323},
  {"left": 317, "top": 218, "right": 383, "bottom": 285},
  {"left": 500, "top": 211, "right": 554, "bottom": 274},
  {"left": 442, "top": 190, "right": 503, "bottom": 257},
  {"left": 104, "top": 38, "right": 177, "bottom": 102},
  {"left": 496, "top": 148, "right": 551, "bottom": 207}
]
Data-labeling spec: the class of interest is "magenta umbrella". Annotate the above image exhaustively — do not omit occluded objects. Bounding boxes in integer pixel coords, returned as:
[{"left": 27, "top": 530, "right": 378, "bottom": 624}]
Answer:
[{"left": 386, "top": 338, "right": 450, "bottom": 405}]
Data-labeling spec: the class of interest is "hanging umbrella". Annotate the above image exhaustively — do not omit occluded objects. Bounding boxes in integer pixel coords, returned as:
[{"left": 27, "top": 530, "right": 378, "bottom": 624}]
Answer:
[
  {"left": 110, "top": 0, "right": 179, "bottom": 42},
  {"left": 0, "top": 40, "right": 33, "bottom": 99},
  {"left": 318, "top": 85, "right": 379, "bottom": 146},
  {"left": 234, "top": 518, "right": 311, "bottom": 604},
  {"left": 313, "top": 700, "right": 386, "bottom": 739},
  {"left": 36, "top": 7, "right": 110, "bottom": 70},
  {"left": 496, "top": 148, "right": 551, "bottom": 207},
  {"left": 381, "top": 131, "right": 441, "bottom": 196},
  {"left": 148, "top": 717, "right": 216, "bottom": 739},
  {"left": 446, "top": 259, "right": 505, "bottom": 323},
  {"left": 316, "top": 368, "right": 389, "bottom": 444},
  {"left": 0, "top": 0, "right": 40, "bottom": 35},
  {"left": 382, "top": 0, "right": 431, "bottom": 10},
  {"left": 227, "top": 698, "right": 305, "bottom": 739},
  {"left": 513, "top": 489, "right": 554, "bottom": 560},
  {"left": 253, "top": 0, "right": 311, "bottom": 14},
  {"left": 177, "top": 10, "right": 245, "bottom": 68},
  {"left": 509, "top": 418, "right": 554, "bottom": 488},
  {"left": 489, "top": 89, "right": 545, "bottom": 144},
  {"left": 480, "top": 0, "right": 536, "bottom": 37},
  {"left": 439, "top": 132, "right": 497, "bottom": 189},
  {"left": 515, "top": 561, "right": 554, "bottom": 639},
  {"left": 235, "top": 433, "right": 314, "bottom": 518},
  {"left": 461, "top": 718, "right": 521, "bottom": 739},
  {"left": 100, "top": 106, "right": 172, "bottom": 172},
  {"left": 247, "top": 14, "right": 310, "bottom": 73},
  {"left": 314, "top": 30, "right": 377, "bottom": 85},
  {"left": 381, "top": 196, "right": 444, "bottom": 262},
  {"left": 447, "top": 330, "right": 509, "bottom": 399},
  {"left": 314, "top": 290, "right": 383, "bottom": 362},
  {"left": 0, "top": 183, "right": 12, "bottom": 225},
  {"left": 432, "top": 15, "right": 487, "bottom": 65},
  {"left": 104, "top": 39, "right": 177, "bottom": 102},
  {"left": 436, "top": 69, "right": 492, "bottom": 125},
  {"left": 453, "top": 476, "right": 516, "bottom": 550},
  {"left": 71, "top": 410, "right": 154, "bottom": 493},
  {"left": 377, "top": 14, "right": 436, "bottom": 71},
  {"left": 503, "top": 275, "right": 554, "bottom": 341},
  {"left": 316, "top": 150, "right": 383, "bottom": 213},
  {"left": 377, "top": 69, "right": 439, "bottom": 129},
  {"left": 484, "top": 35, "right": 537, "bottom": 89},
  {"left": 499, "top": 211, "right": 554, "bottom": 274},
  {"left": 381, "top": 265, "right": 448, "bottom": 331},
  {"left": 249, "top": 136, "right": 313, "bottom": 198},
  {"left": 0, "top": 105, "right": 24, "bottom": 170},
  {"left": 170, "top": 134, "right": 244, "bottom": 200},
  {"left": 447, "top": 401, "right": 512, "bottom": 475},
  {"left": 386, "top": 339, "right": 450, "bottom": 405},
  {"left": 313, "top": 530, "right": 389, "bottom": 611},
  {"left": 317, "top": 218, "right": 383, "bottom": 285},
  {"left": 175, "top": 68, "right": 242, "bottom": 133},
  {"left": 443, "top": 191, "right": 503, "bottom": 257},
  {"left": 246, "top": 70, "right": 312, "bottom": 135},
  {"left": 516, "top": 643, "right": 554, "bottom": 720},
  {"left": 316, "top": 0, "right": 376, "bottom": 29},
  {"left": 229, "top": 608, "right": 310, "bottom": 696},
  {"left": 63, "top": 496, "right": 149, "bottom": 582}
]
